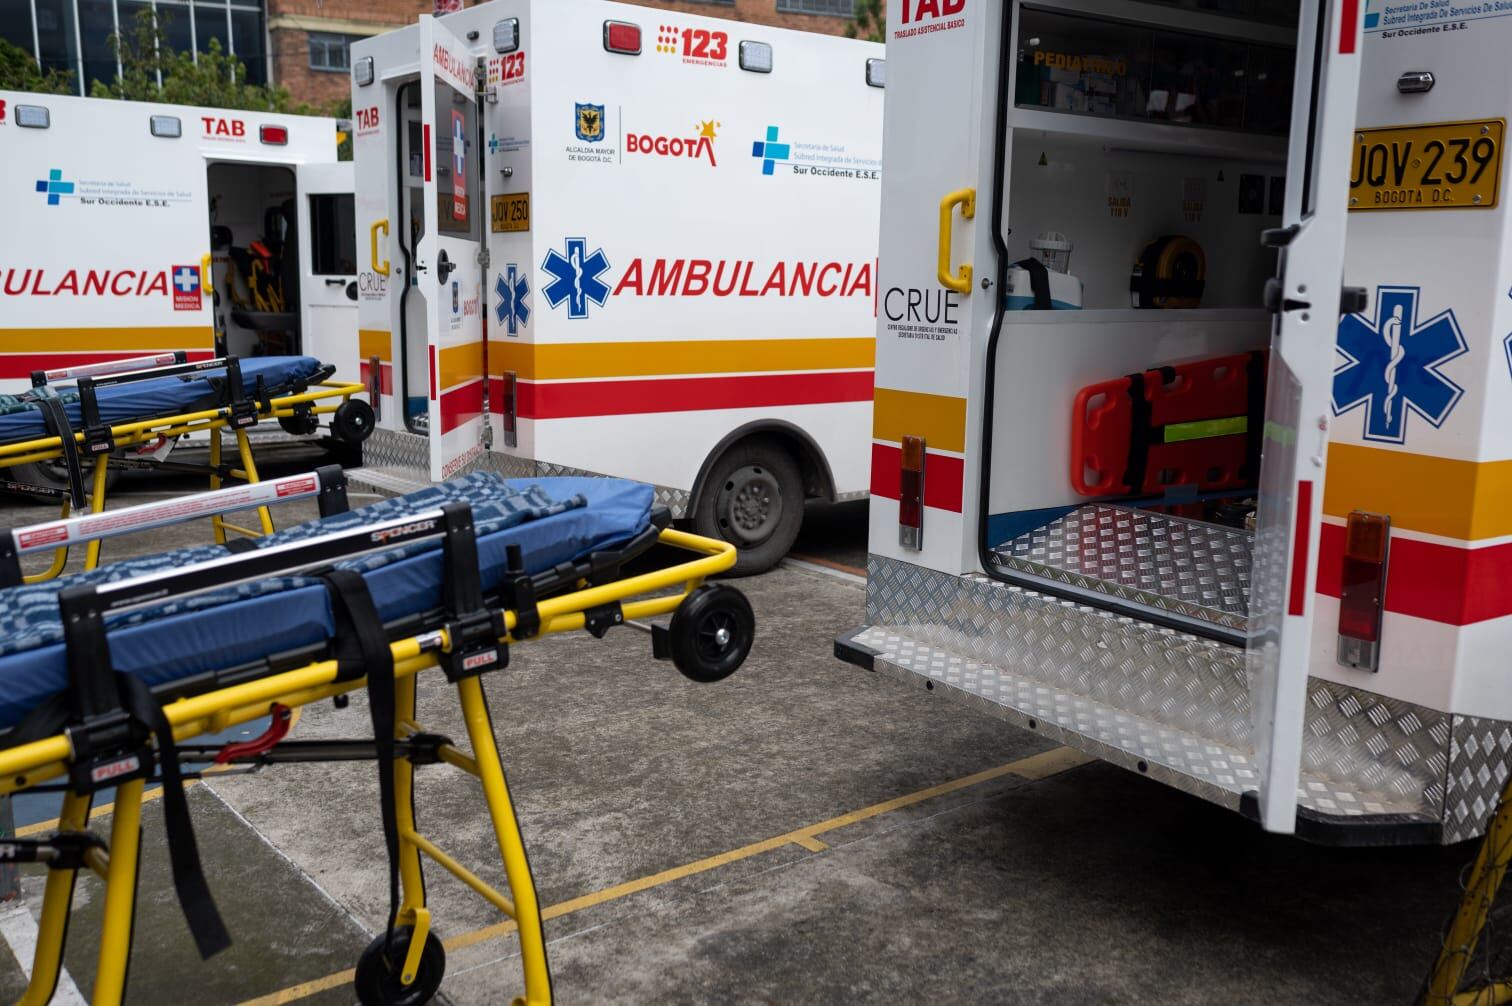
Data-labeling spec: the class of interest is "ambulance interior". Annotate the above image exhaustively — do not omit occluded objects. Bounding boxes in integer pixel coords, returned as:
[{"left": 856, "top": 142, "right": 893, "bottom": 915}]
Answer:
[
  {"left": 984, "top": 3, "right": 1299, "bottom": 641},
  {"left": 207, "top": 162, "right": 357, "bottom": 359}
]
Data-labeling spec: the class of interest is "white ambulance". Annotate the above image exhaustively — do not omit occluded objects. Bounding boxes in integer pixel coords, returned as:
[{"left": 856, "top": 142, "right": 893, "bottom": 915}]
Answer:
[
  {"left": 0, "top": 90, "right": 358, "bottom": 484},
  {"left": 841, "top": 0, "right": 1512, "bottom": 844},
  {"left": 349, "top": 0, "right": 883, "bottom": 572}
]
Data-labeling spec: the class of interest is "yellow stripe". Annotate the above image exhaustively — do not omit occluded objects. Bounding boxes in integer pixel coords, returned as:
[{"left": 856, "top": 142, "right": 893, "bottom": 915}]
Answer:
[
  {"left": 237, "top": 746, "right": 1091, "bottom": 1006},
  {"left": 488, "top": 337, "right": 874, "bottom": 382},
  {"left": 0, "top": 327, "right": 214, "bottom": 353},
  {"left": 1325, "top": 443, "right": 1512, "bottom": 541},
  {"left": 358, "top": 329, "right": 391, "bottom": 363},
  {"left": 437, "top": 343, "right": 484, "bottom": 390},
  {"left": 872, "top": 387, "right": 968, "bottom": 454}
]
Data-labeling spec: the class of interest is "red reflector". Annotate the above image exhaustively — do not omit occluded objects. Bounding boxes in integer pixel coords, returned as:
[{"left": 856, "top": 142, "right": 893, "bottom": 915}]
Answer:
[
  {"left": 604, "top": 20, "right": 641, "bottom": 54},
  {"left": 1338, "top": 511, "right": 1390, "bottom": 644},
  {"left": 898, "top": 435, "right": 925, "bottom": 548},
  {"left": 260, "top": 125, "right": 288, "bottom": 145}
]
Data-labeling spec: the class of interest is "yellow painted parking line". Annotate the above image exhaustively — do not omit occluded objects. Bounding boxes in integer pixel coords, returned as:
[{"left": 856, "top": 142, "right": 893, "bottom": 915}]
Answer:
[
  {"left": 15, "top": 786, "right": 172, "bottom": 839},
  {"left": 237, "top": 745, "right": 1091, "bottom": 1006}
]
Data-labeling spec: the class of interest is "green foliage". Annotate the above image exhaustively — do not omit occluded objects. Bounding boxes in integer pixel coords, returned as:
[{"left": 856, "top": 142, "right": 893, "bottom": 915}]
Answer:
[
  {"left": 0, "top": 37, "right": 75, "bottom": 94},
  {"left": 90, "top": 9, "right": 297, "bottom": 110},
  {"left": 846, "top": 0, "right": 886, "bottom": 42}
]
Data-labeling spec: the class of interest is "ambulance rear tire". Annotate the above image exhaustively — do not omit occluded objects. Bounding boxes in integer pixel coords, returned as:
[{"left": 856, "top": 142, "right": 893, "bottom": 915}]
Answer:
[
  {"left": 332, "top": 399, "right": 376, "bottom": 445},
  {"left": 693, "top": 439, "right": 803, "bottom": 576},
  {"left": 354, "top": 926, "right": 445, "bottom": 1006},
  {"left": 669, "top": 584, "right": 754, "bottom": 683},
  {"left": 10, "top": 459, "right": 121, "bottom": 496}
]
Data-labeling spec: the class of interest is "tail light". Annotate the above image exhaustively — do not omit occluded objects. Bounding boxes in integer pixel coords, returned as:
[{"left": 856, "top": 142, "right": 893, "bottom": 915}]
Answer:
[
  {"left": 260, "top": 124, "right": 289, "bottom": 145},
  {"left": 503, "top": 371, "right": 518, "bottom": 448},
  {"left": 899, "top": 435, "right": 925, "bottom": 550},
  {"left": 1337, "top": 510, "right": 1390, "bottom": 671}
]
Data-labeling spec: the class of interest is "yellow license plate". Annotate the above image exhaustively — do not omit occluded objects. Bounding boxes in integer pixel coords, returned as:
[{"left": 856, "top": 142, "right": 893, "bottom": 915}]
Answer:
[
  {"left": 1350, "top": 119, "right": 1504, "bottom": 211},
  {"left": 491, "top": 192, "right": 530, "bottom": 233}
]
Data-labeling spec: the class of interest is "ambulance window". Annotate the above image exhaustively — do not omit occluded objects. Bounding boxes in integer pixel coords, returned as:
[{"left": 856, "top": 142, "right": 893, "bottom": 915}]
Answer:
[
  {"left": 1135, "top": 0, "right": 1298, "bottom": 28},
  {"left": 434, "top": 82, "right": 479, "bottom": 239},
  {"left": 309, "top": 194, "right": 357, "bottom": 275},
  {"left": 1015, "top": 8, "right": 1292, "bottom": 136}
]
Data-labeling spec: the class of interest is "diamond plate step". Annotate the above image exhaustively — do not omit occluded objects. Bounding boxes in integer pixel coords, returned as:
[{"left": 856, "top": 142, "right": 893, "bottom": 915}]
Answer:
[
  {"left": 990, "top": 504, "right": 1251, "bottom": 635},
  {"left": 345, "top": 465, "right": 434, "bottom": 498}
]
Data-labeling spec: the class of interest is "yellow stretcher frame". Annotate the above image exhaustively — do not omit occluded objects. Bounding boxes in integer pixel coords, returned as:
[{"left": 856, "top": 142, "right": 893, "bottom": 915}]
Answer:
[
  {"left": 0, "top": 377, "right": 367, "bottom": 582},
  {"left": 0, "top": 526, "right": 736, "bottom": 1006}
]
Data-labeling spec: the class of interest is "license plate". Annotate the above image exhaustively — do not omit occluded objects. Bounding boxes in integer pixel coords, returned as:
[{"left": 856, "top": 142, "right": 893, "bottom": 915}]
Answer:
[
  {"left": 1350, "top": 119, "right": 1504, "bottom": 211},
  {"left": 491, "top": 192, "right": 530, "bottom": 233}
]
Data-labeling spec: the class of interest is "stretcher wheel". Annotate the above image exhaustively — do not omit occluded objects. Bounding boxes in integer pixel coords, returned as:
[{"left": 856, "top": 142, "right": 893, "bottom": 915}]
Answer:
[
  {"left": 668, "top": 584, "right": 754, "bottom": 683},
  {"left": 332, "top": 398, "right": 376, "bottom": 445},
  {"left": 354, "top": 927, "right": 445, "bottom": 1006}
]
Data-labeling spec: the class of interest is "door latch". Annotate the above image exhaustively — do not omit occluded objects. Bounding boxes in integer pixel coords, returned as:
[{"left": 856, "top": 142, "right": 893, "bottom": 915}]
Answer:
[{"left": 437, "top": 249, "right": 456, "bottom": 285}]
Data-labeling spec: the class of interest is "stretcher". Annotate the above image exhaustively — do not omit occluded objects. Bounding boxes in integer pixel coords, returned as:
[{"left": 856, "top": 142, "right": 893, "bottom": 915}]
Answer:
[
  {"left": 0, "top": 353, "right": 373, "bottom": 581},
  {"left": 0, "top": 471, "right": 752, "bottom": 1005}
]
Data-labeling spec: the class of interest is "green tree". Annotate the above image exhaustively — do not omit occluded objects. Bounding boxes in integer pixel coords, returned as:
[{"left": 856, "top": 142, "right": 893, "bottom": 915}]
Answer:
[
  {"left": 847, "top": 0, "right": 885, "bottom": 42},
  {"left": 0, "top": 38, "right": 75, "bottom": 94}
]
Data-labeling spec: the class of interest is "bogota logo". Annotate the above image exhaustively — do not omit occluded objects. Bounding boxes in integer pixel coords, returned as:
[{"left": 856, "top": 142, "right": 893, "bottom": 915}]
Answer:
[{"left": 627, "top": 119, "right": 720, "bottom": 167}]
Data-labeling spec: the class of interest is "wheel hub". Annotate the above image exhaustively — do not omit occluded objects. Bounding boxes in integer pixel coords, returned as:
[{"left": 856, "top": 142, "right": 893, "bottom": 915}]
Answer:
[{"left": 716, "top": 465, "right": 781, "bottom": 546}]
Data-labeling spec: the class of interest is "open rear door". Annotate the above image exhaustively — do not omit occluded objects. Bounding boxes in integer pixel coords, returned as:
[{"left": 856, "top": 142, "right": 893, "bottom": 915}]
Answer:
[
  {"left": 1247, "top": 0, "right": 1364, "bottom": 833},
  {"left": 295, "top": 162, "right": 359, "bottom": 384},
  {"left": 417, "top": 14, "right": 486, "bottom": 481}
]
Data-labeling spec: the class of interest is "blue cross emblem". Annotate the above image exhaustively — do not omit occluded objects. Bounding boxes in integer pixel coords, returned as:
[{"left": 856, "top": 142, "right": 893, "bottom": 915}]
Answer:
[
  {"left": 35, "top": 169, "right": 74, "bottom": 206},
  {"left": 751, "top": 126, "right": 790, "bottom": 176},
  {"left": 541, "top": 238, "right": 610, "bottom": 320},
  {"left": 1333, "top": 286, "right": 1466, "bottom": 444},
  {"left": 495, "top": 265, "right": 530, "bottom": 336},
  {"left": 173, "top": 266, "right": 200, "bottom": 293},
  {"left": 488, "top": 133, "right": 503, "bottom": 154}
]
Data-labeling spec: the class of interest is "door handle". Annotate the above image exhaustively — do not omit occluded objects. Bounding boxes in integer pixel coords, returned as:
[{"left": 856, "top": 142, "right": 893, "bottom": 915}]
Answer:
[
  {"left": 1263, "top": 277, "right": 1310, "bottom": 314},
  {"left": 937, "top": 188, "right": 975, "bottom": 293},
  {"left": 370, "top": 219, "right": 390, "bottom": 277},
  {"left": 324, "top": 278, "right": 346, "bottom": 286},
  {"left": 201, "top": 252, "right": 214, "bottom": 295}
]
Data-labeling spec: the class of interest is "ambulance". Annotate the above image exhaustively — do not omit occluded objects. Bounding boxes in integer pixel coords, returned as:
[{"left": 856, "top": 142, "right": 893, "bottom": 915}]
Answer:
[
  {"left": 839, "top": 0, "right": 1512, "bottom": 843},
  {"left": 0, "top": 90, "right": 358, "bottom": 486},
  {"left": 349, "top": 0, "right": 883, "bottom": 572}
]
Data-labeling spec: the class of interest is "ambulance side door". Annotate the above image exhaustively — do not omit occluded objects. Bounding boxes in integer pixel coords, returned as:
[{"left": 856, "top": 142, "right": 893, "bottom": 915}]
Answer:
[
  {"left": 1247, "top": 0, "right": 1365, "bottom": 834},
  {"left": 296, "top": 161, "right": 359, "bottom": 383}
]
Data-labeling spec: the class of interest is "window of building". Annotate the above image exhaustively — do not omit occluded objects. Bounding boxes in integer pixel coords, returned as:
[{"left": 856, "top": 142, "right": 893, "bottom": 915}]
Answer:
[
  {"left": 309, "top": 194, "right": 358, "bottom": 275},
  {"left": 308, "top": 31, "right": 357, "bottom": 72},
  {"left": 775, "top": 0, "right": 855, "bottom": 14},
  {"left": 682, "top": 0, "right": 735, "bottom": 5}
]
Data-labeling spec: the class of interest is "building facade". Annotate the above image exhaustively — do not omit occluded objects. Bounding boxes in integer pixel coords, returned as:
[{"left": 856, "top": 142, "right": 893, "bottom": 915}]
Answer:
[{"left": 2, "top": 0, "right": 863, "bottom": 107}]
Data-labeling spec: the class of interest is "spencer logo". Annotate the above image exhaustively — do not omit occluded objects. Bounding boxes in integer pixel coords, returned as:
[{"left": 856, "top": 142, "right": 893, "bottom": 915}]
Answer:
[
  {"left": 626, "top": 120, "right": 719, "bottom": 167},
  {"left": 370, "top": 518, "right": 438, "bottom": 544}
]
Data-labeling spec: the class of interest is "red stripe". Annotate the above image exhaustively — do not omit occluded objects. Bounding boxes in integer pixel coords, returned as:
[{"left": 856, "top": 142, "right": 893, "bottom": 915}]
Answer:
[
  {"left": 520, "top": 371, "right": 871, "bottom": 420},
  {"left": 1339, "top": 0, "right": 1359, "bottom": 53},
  {"left": 438, "top": 379, "right": 483, "bottom": 434},
  {"left": 428, "top": 345, "right": 437, "bottom": 401},
  {"left": 1288, "top": 480, "right": 1314, "bottom": 616},
  {"left": 423, "top": 124, "right": 432, "bottom": 181},
  {"left": 870, "top": 442, "right": 964, "bottom": 513},
  {"left": 0, "top": 351, "right": 214, "bottom": 380},
  {"left": 1316, "top": 524, "right": 1512, "bottom": 626},
  {"left": 359, "top": 360, "right": 394, "bottom": 396}
]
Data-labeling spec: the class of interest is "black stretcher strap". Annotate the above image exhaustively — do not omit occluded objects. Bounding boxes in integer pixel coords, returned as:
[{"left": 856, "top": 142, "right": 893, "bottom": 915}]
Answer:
[
  {"left": 1012, "top": 257, "right": 1054, "bottom": 310},
  {"left": 1122, "top": 372, "right": 1151, "bottom": 495},
  {"left": 36, "top": 395, "right": 87, "bottom": 509},
  {"left": 321, "top": 569, "right": 404, "bottom": 949},
  {"left": 1242, "top": 349, "right": 1267, "bottom": 483}
]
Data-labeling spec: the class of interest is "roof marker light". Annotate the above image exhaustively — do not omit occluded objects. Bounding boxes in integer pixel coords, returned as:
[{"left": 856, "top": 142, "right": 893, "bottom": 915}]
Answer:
[
  {"left": 260, "top": 124, "right": 289, "bottom": 145},
  {"left": 739, "top": 40, "right": 773, "bottom": 73},
  {"left": 603, "top": 20, "right": 641, "bottom": 55},
  {"left": 16, "top": 104, "right": 50, "bottom": 128},
  {"left": 494, "top": 18, "right": 519, "bottom": 53},
  {"left": 354, "top": 56, "right": 374, "bottom": 87},
  {"left": 866, "top": 58, "right": 886, "bottom": 88},
  {"left": 1337, "top": 511, "right": 1390, "bottom": 672},
  {"left": 150, "top": 115, "right": 182, "bottom": 138}
]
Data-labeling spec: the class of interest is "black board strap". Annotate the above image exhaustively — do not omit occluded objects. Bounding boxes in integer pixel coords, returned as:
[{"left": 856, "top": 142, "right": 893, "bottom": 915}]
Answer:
[
  {"left": 1242, "top": 350, "right": 1267, "bottom": 484},
  {"left": 36, "top": 396, "right": 86, "bottom": 509}
]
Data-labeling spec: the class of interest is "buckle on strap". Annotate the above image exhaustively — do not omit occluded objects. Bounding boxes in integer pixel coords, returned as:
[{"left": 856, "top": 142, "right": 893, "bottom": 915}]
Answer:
[{"left": 438, "top": 501, "right": 509, "bottom": 682}]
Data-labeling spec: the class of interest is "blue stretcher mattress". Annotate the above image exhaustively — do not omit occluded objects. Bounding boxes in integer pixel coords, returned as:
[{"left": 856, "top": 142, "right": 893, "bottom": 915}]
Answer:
[
  {"left": 0, "top": 473, "right": 654, "bottom": 731},
  {"left": 0, "top": 356, "right": 325, "bottom": 447}
]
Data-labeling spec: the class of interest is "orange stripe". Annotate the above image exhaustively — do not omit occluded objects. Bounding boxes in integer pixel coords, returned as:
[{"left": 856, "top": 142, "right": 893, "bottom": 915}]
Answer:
[
  {"left": 0, "top": 327, "right": 213, "bottom": 352},
  {"left": 488, "top": 337, "right": 873, "bottom": 382},
  {"left": 358, "top": 329, "right": 391, "bottom": 363},
  {"left": 1325, "top": 443, "right": 1512, "bottom": 541},
  {"left": 872, "top": 387, "right": 966, "bottom": 454},
  {"left": 437, "top": 342, "right": 483, "bottom": 391}
]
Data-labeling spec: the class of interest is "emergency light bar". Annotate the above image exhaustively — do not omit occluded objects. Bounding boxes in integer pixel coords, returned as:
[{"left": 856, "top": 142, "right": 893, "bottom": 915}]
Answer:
[
  {"left": 15, "top": 105, "right": 49, "bottom": 129},
  {"left": 1337, "top": 511, "right": 1391, "bottom": 672},
  {"left": 260, "top": 124, "right": 289, "bottom": 145},
  {"left": 150, "top": 115, "right": 182, "bottom": 138},
  {"left": 604, "top": 20, "right": 641, "bottom": 55},
  {"left": 494, "top": 18, "right": 520, "bottom": 53}
]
